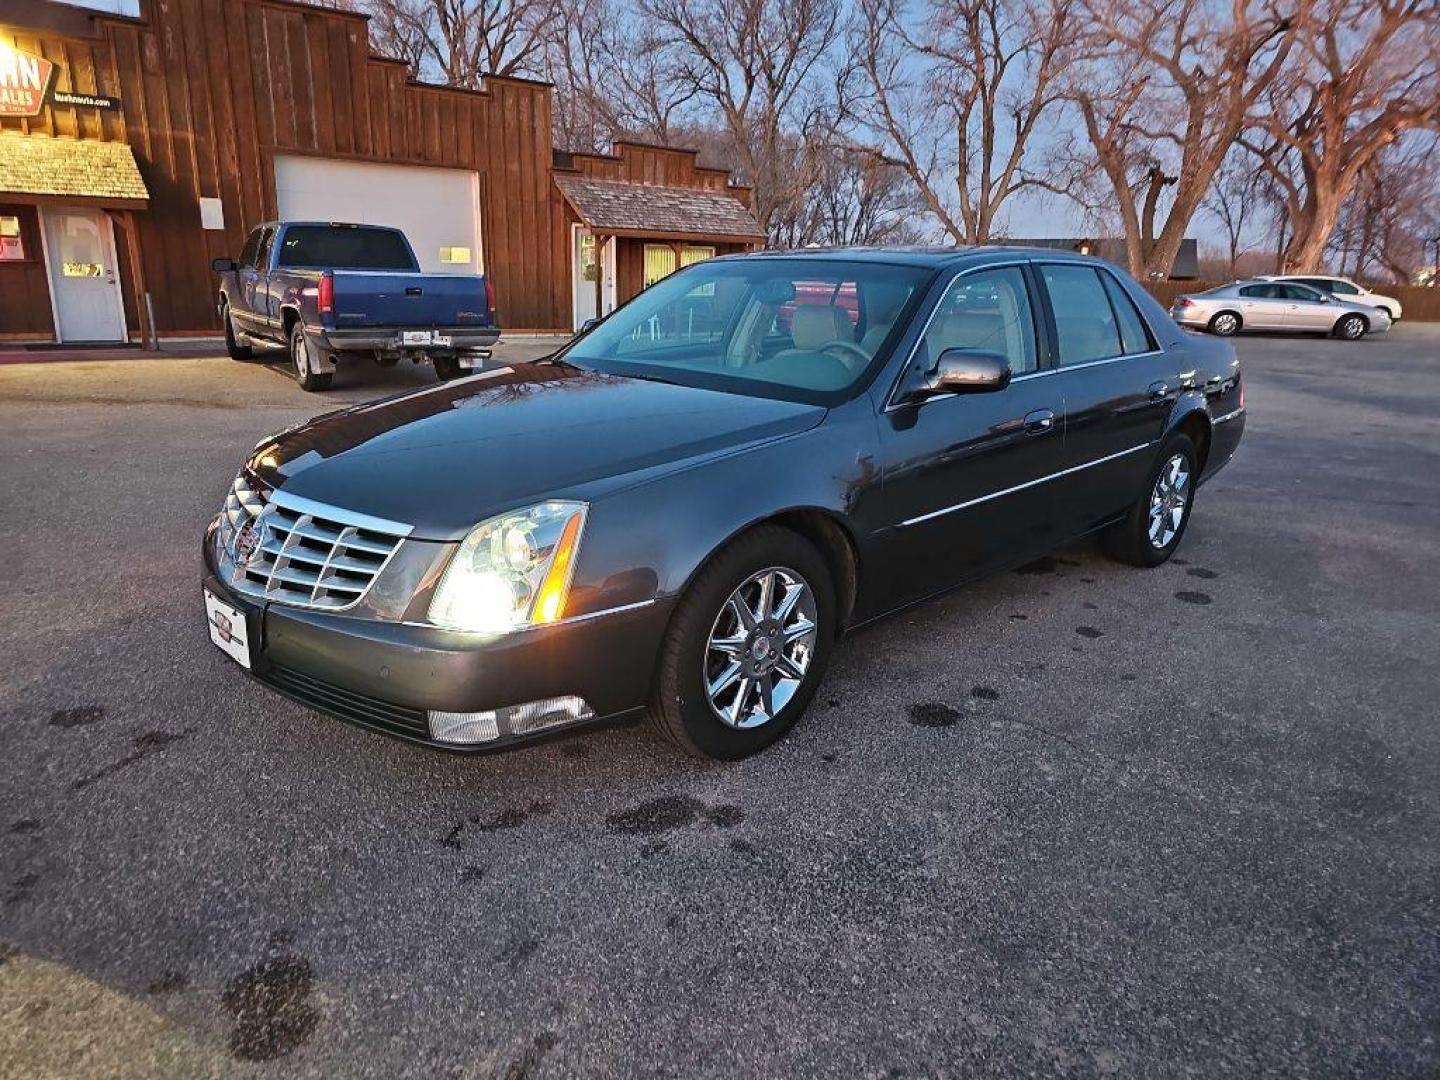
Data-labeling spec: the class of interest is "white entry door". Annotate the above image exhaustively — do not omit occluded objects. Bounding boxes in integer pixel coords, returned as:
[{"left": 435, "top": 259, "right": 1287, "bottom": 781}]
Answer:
[
  {"left": 43, "top": 209, "right": 127, "bottom": 342},
  {"left": 573, "top": 226, "right": 598, "bottom": 329}
]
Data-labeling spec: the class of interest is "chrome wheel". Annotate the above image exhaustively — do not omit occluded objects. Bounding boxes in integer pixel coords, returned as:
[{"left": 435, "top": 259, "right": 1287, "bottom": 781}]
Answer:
[
  {"left": 1148, "top": 454, "right": 1190, "bottom": 548},
  {"left": 1211, "top": 313, "right": 1238, "bottom": 336},
  {"left": 1340, "top": 315, "right": 1365, "bottom": 340},
  {"left": 292, "top": 331, "right": 309, "bottom": 377},
  {"left": 705, "top": 567, "right": 818, "bottom": 730}
]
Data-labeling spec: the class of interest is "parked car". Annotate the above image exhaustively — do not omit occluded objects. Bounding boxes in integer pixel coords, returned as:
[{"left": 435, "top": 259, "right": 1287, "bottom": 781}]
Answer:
[
  {"left": 212, "top": 221, "right": 499, "bottom": 390},
  {"left": 203, "top": 248, "right": 1244, "bottom": 760},
  {"left": 1170, "top": 280, "right": 1390, "bottom": 340},
  {"left": 1260, "top": 274, "right": 1403, "bottom": 322}
]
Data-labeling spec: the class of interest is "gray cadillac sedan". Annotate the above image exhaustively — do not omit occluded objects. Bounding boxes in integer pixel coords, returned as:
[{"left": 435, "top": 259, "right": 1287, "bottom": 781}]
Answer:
[{"left": 204, "top": 247, "right": 1244, "bottom": 760}]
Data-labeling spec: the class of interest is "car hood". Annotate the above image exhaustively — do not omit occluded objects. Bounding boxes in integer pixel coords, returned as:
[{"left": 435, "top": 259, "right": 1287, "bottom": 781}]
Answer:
[{"left": 247, "top": 363, "right": 826, "bottom": 539}]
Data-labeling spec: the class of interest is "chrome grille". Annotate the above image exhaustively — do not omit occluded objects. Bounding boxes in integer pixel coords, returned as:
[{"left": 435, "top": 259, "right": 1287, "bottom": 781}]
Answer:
[{"left": 214, "top": 473, "right": 412, "bottom": 611}]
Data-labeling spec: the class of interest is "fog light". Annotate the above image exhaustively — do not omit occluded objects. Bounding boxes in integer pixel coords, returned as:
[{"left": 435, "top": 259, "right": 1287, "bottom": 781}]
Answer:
[{"left": 428, "top": 695, "right": 594, "bottom": 745}]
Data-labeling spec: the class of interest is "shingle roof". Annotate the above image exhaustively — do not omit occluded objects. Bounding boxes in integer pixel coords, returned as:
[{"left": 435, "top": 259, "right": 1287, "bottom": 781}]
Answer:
[
  {"left": 0, "top": 133, "right": 149, "bottom": 203},
  {"left": 555, "top": 175, "right": 765, "bottom": 240}
]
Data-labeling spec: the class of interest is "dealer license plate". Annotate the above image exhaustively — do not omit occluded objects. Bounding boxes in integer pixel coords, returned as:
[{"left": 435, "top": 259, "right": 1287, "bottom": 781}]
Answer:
[
  {"left": 401, "top": 330, "right": 434, "bottom": 346},
  {"left": 204, "top": 588, "right": 252, "bottom": 669}
]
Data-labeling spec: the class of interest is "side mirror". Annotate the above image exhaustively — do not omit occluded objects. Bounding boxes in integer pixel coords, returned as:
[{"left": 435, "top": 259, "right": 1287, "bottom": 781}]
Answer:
[
  {"left": 579, "top": 317, "right": 601, "bottom": 334},
  {"left": 211, "top": 257, "right": 238, "bottom": 273},
  {"left": 918, "top": 348, "right": 1012, "bottom": 397}
]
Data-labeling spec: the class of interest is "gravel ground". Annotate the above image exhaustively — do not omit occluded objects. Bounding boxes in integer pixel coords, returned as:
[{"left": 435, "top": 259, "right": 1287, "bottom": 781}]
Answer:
[{"left": 1, "top": 326, "right": 1437, "bottom": 1079}]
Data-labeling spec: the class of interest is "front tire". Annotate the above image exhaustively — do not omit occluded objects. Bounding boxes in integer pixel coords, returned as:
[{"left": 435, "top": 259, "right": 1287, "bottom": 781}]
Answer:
[
  {"left": 222, "top": 302, "right": 254, "bottom": 361},
  {"left": 1102, "top": 434, "right": 1198, "bottom": 568},
  {"left": 290, "top": 322, "right": 333, "bottom": 392},
  {"left": 1208, "top": 311, "right": 1241, "bottom": 337},
  {"left": 1334, "top": 314, "right": 1367, "bottom": 341},
  {"left": 649, "top": 526, "right": 836, "bottom": 760}
]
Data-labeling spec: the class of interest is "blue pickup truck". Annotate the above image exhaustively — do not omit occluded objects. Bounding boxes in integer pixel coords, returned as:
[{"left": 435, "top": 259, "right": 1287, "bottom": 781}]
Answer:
[{"left": 211, "top": 221, "right": 499, "bottom": 391}]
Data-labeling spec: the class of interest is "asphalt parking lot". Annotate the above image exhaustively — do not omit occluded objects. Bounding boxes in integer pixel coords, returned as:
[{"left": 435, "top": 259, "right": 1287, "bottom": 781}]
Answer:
[{"left": 2, "top": 325, "right": 1438, "bottom": 1079}]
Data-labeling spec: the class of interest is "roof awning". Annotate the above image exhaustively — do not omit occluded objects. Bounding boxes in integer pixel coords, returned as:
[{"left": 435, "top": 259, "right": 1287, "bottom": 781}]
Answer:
[
  {"left": 0, "top": 132, "right": 149, "bottom": 208},
  {"left": 555, "top": 175, "right": 764, "bottom": 243}
]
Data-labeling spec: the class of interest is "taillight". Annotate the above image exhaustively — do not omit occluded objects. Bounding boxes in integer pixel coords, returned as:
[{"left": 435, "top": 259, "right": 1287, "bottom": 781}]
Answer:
[
  {"left": 483, "top": 276, "right": 495, "bottom": 316},
  {"left": 1176, "top": 297, "right": 1194, "bottom": 308},
  {"left": 318, "top": 272, "right": 334, "bottom": 317}
]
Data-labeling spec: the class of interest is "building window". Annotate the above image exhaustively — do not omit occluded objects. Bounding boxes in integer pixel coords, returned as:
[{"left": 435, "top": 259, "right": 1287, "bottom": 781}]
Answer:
[
  {"left": 0, "top": 215, "right": 24, "bottom": 261},
  {"left": 644, "top": 244, "right": 678, "bottom": 288},
  {"left": 680, "top": 245, "right": 715, "bottom": 267}
]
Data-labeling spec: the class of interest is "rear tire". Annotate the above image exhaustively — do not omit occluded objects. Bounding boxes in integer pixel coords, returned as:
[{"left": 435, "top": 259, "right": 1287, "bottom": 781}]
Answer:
[
  {"left": 649, "top": 526, "right": 835, "bottom": 760},
  {"left": 1333, "top": 314, "right": 1367, "bottom": 341},
  {"left": 290, "top": 322, "right": 333, "bottom": 392},
  {"left": 1102, "top": 434, "right": 1198, "bottom": 568},
  {"left": 222, "top": 302, "right": 254, "bottom": 361},
  {"left": 433, "top": 356, "right": 463, "bottom": 381},
  {"left": 1207, "top": 311, "right": 1241, "bottom": 337}
]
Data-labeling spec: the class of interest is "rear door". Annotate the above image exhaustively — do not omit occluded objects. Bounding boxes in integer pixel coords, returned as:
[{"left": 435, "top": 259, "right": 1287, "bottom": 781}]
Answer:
[
  {"left": 1036, "top": 262, "right": 1174, "bottom": 532},
  {"left": 1236, "top": 283, "right": 1287, "bottom": 328},
  {"left": 875, "top": 263, "right": 1068, "bottom": 602}
]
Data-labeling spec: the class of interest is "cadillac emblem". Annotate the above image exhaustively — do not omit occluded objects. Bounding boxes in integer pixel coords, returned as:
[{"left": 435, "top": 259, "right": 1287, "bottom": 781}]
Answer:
[{"left": 232, "top": 521, "right": 264, "bottom": 566}]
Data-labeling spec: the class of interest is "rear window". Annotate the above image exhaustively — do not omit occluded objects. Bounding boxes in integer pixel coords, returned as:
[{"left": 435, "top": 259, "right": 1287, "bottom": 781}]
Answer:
[{"left": 275, "top": 226, "right": 416, "bottom": 270}]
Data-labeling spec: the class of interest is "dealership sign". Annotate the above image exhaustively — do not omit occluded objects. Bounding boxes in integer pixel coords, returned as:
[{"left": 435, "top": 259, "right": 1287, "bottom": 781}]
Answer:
[{"left": 0, "top": 46, "right": 56, "bottom": 117}]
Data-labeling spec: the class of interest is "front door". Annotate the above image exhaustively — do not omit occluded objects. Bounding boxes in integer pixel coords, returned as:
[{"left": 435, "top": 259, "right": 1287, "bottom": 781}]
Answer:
[
  {"left": 573, "top": 227, "right": 598, "bottom": 330},
  {"left": 875, "top": 264, "right": 1067, "bottom": 603},
  {"left": 43, "top": 208, "right": 126, "bottom": 343}
]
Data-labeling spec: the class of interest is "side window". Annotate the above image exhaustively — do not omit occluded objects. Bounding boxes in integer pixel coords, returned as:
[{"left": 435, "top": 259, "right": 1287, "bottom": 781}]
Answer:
[
  {"left": 922, "top": 266, "right": 1038, "bottom": 375},
  {"left": 1283, "top": 284, "right": 1322, "bottom": 302},
  {"left": 1327, "top": 279, "right": 1360, "bottom": 296},
  {"left": 1240, "top": 284, "right": 1279, "bottom": 299},
  {"left": 1040, "top": 264, "right": 1122, "bottom": 366},
  {"left": 237, "top": 229, "right": 261, "bottom": 268},
  {"left": 255, "top": 227, "right": 275, "bottom": 269},
  {"left": 1100, "top": 272, "right": 1154, "bottom": 354}
]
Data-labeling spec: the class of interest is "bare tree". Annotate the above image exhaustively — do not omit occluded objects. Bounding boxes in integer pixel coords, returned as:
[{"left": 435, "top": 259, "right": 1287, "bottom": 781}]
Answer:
[
  {"left": 1243, "top": 0, "right": 1440, "bottom": 272},
  {"left": 849, "top": 0, "right": 1073, "bottom": 244},
  {"left": 1065, "top": 0, "right": 1298, "bottom": 279},
  {"left": 1202, "top": 149, "right": 1266, "bottom": 275},
  {"left": 362, "top": 0, "right": 560, "bottom": 86},
  {"left": 546, "top": 0, "right": 699, "bottom": 151},
  {"left": 639, "top": 0, "right": 844, "bottom": 239},
  {"left": 768, "top": 144, "right": 928, "bottom": 246},
  {"left": 1326, "top": 135, "right": 1440, "bottom": 283}
]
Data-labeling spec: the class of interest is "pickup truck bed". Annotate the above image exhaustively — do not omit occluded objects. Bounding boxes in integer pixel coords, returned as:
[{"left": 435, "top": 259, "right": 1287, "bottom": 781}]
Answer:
[{"left": 213, "top": 221, "right": 499, "bottom": 391}]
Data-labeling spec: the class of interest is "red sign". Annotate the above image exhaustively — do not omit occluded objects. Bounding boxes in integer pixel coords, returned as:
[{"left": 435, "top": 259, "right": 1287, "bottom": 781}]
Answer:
[{"left": 0, "top": 47, "right": 56, "bottom": 118}]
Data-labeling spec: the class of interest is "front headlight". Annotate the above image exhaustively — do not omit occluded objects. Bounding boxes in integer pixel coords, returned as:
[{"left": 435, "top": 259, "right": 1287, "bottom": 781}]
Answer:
[{"left": 428, "top": 501, "right": 588, "bottom": 633}]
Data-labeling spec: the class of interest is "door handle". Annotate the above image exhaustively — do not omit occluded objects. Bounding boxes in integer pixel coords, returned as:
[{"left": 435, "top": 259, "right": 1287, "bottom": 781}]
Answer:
[
  {"left": 1148, "top": 381, "right": 1169, "bottom": 401},
  {"left": 1023, "top": 408, "right": 1056, "bottom": 435}
]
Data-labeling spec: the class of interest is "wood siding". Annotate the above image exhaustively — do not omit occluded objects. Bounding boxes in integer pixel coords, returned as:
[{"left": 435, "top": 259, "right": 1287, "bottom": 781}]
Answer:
[
  {"left": 552, "top": 143, "right": 757, "bottom": 313},
  {"left": 2, "top": 0, "right": 559, "bottom": 333},
  {"left": 0, "top": 203, "right": 54, "bottom": 339}
]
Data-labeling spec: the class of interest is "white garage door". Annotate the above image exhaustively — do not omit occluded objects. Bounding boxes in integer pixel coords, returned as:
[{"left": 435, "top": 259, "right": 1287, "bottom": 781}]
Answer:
[{"left": 273, "top": 156, "right": 483, "bottom": 275}]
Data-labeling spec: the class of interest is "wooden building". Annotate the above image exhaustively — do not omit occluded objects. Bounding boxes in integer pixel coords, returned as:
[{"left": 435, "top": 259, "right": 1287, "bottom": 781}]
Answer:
[{"left": 0, "top": 0, "right": 763, "bottom": 344}]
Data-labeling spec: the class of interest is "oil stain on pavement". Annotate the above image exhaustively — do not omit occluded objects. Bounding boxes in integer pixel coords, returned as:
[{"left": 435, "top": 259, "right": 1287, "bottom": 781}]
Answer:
[{"left": 221, "top": 952, "right": 319, "bottom": 1061}]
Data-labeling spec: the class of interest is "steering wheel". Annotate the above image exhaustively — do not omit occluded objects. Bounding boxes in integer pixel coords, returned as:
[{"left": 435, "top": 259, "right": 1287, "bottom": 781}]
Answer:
[{"left": 819, "top": 340, "right": 871, "bottom": 371}]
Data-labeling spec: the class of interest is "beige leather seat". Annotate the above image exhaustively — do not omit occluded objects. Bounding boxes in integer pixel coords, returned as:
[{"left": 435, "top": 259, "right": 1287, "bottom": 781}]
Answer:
[
  {"left": 789, "top": 304, "right": 853, "bottom": 350},
  {"left": 927, "top": 310, "right": 1005, "bottom": 355}
]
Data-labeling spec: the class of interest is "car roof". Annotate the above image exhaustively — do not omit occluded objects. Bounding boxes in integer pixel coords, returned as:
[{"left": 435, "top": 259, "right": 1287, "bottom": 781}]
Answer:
[{"left": 711, "top": 244, "right": 1121, "bottom": 270}]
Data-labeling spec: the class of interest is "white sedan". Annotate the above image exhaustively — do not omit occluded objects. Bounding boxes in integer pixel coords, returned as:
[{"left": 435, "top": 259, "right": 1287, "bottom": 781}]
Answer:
[{"left": 1260, "top": 274, "right": 1403, "bottom": 322}]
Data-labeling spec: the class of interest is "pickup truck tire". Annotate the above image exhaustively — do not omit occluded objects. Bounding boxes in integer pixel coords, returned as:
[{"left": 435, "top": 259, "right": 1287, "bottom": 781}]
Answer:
[
  {"left": 222, "top": 302, "right": 254, "bottom": 361},
  {"left": 433, "top": 356, "right": 462, "bottom": 382},
  {"left": 289, "top": 323, "right": 333, "bottom": 392}
]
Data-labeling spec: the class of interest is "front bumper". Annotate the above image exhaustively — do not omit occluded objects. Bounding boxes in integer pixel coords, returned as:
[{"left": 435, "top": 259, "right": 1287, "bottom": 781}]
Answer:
[{"left": 203, "top": 533, "right": 667, "bottom": 751}]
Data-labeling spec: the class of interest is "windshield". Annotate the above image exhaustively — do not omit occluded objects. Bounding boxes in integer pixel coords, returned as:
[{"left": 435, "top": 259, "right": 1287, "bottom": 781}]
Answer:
[{"left": 560, "top": 258, "right": 932, "bottom": 404}]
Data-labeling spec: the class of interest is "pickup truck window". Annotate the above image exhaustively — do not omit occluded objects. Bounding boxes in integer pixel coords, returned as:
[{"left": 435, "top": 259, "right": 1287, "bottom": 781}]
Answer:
[
  {"left": 275, "top": 226, "right": 417, "bottom": 271},
  {"left": 256, "top": 227, "right": 276, "bottom": 268},
  {"left": 237, "top": 229, "right": 261, "bottom": 269}
]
